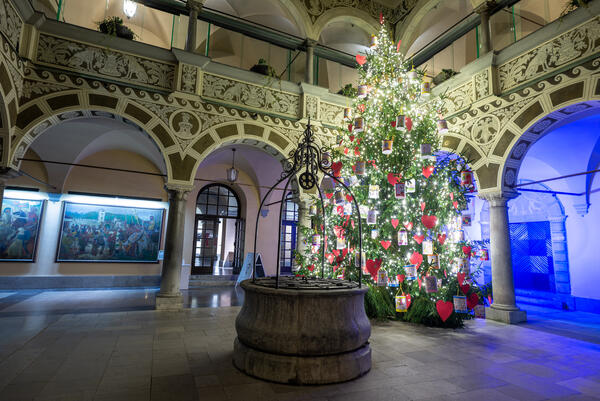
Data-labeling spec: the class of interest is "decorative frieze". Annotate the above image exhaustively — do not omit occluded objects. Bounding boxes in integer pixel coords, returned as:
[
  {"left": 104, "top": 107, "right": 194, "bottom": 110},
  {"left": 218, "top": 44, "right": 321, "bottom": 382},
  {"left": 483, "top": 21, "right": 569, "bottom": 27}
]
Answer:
[{"left": 0, "top": 0, "right": 22, "bottom": 50}]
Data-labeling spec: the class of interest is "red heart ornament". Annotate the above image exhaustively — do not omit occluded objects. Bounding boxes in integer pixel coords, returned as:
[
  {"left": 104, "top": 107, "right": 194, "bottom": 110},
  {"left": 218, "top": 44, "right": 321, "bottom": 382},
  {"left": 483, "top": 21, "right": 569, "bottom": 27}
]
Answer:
[
  {"left": 331, "top": 162, "right": 343, "bottom": 177},
  {"left": 405, "top": 293, "right": 412, "bottom": 309},
  {"left": 422, "top": 166, "right": 435, "bottom": 178},
  {"left": 380, "top": 240, "right": 392, "bottom": 250},
  {"left": 488, "top": 295, "right": 493, "bottom": 305},
  {"left": 437, "top": 234, "right": 447, "bottom": 245},
  {"left": 332, "top": 249, "right": 340, "bottom": 257},
  {"left": 349, "top": 135, "right": 355, "bottom": 142},
  {"left": 357, "top": 104, "right": 366, "bottom": 113},
  {"left": 436, "top": 300, "right": 454, "bottom": 322},
  {"left": 348, "top": 123, "right": 353, "bottom": 132},
  {"left": 420, "top": 202, "right": 426, "bottom": 212},
  {"left": 404, "top": 221, "right": 413, "bottom": 231},
  {"left": 462, "top": 246, "right": 472, "bottom": 257},
  {"left": 354, "top": 147, "right": 361, "bottom": 156},
  {"left": 450, "top": 192, "right": 454, "bottom": 201},
  {"left": 391, "top": 219, "right": 399, "bottom": 229},
  {"left": 342, "top": 248, "right": 348, "bottom": 257},
  {"left": 467, "top": 293, "right": 479, "bottom": 309},
  {"left": 326, "top": 253, "right": 335, "bottom": 264},
  {"left": 365, "top": 259, "right": 382, "bottom": 276},
  {"left": 453, "top": 201, "right": 459, "bottom": 209},
  {"left": 356, "top": 54, "right": 367, "bottom": 65},
  {"left": 421, "top": 215, "right": 438, "bottom": 229},
  {"left": 410, "top": 252, "right": 423, "bottom": 268},
  {"left": 307, "top": 265, "right": 315, "bottom": 272},
  {"left": 391, "top": 120, "right": 396, "bottom": 127},
  {"left": 457, "top": 272, "right": 466, "bottom": 285},
  {"left": 325, "top": 193, "right": 333, "bottom": 199},
  {"left": 413, "top": 234, "right": 424, "bottom": 244},
  {"left": 397, "top": 274, "right": 405, "bottom": 283},
  {"left": 396, "top": 39, "right": 401, "bottom": 52},
  {"left": 387, "top": 172, "right": 402, "bottom": 186},
  {"left": 405, "top": 116, "right": 413, "bottom": 131},
  {"left": 346, "top": 195, "right": 353, "bottom": 202},
  {"left": 417, "top": 277, "right": 422, "bottom": 289},
  {"left": 336, "top": 206, "right": 344, "bottom": 216},
  {"left": 344, "top": 147, "right": 349, "bottom": 155},
  {"left": 460, "top": 283, "right": 471, "bottom": 295}
]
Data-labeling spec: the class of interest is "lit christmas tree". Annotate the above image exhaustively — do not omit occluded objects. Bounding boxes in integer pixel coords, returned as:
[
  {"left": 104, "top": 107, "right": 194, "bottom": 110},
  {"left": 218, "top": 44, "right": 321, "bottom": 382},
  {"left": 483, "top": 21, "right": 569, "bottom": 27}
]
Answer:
[{"left": 295, "top": 20, "right": 485, "bottom": 327}]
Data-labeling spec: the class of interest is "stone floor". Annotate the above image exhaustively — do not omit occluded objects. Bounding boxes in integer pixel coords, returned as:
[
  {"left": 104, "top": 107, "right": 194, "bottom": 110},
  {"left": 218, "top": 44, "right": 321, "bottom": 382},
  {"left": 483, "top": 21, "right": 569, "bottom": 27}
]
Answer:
[{"left": 0, "top": 287, "right": 599, "bottom": 401}]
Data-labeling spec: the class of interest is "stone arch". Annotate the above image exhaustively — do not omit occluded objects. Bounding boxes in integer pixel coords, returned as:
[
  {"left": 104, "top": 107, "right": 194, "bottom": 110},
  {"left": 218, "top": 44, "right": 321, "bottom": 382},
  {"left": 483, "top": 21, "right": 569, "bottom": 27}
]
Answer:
[
  {"left": 0, "top": 55, "right": 20, "bottom": 165},
  {"left": 9, "top": 90, "right": 185, "bottom": 184},
  {"left": 395, "top": 0, "right": 441, "bottom": 55},
  {"left": 274, "top": 0, "right": 312, "bottom": 38},
  {"left": 312, "top": 9, "right": 379, "bottom": 41}
]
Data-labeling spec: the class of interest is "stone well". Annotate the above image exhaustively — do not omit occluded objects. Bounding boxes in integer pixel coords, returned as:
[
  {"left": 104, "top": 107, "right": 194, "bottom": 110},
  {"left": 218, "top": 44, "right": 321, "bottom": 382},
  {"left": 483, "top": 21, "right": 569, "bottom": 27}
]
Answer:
[{"left": 233, "top": 276, "right": 371, "bottom": 385}]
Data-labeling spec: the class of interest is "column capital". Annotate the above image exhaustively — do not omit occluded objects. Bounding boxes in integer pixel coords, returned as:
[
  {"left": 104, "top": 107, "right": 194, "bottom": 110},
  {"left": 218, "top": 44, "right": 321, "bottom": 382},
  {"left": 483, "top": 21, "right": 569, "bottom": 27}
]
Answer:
[
  {"left": 473, "top": 0, "right": 496, "bottom": 14},
  {"left": 186, "top": 0, "right": 205, "bottom": 13},
  {"left": 0, "top": 167, "right": 21, "bottom": 181},
  {"left": 304, "top": 39, "right": 318, "bottom": 49},
  {"left": 478, "top": 190, "right": 519, "bottom": 206},
  {"left": 165, "top": 183, "right": 193, "bottom": 200}
]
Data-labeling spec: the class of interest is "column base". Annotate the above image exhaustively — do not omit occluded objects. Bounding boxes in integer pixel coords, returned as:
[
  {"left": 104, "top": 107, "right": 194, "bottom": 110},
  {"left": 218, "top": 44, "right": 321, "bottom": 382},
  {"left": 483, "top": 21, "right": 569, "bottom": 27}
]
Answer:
[
  {"left": 155, "top": 292, "right": 183, "bottom": 311},
  {"left": 486, "top": 305, "right": 527, "bottom": 324}
]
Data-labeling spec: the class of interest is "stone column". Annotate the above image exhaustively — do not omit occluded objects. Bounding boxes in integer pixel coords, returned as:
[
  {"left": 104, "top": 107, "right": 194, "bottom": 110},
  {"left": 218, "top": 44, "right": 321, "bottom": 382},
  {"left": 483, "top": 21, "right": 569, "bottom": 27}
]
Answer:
[
  {"left": 304, "top": 39, "right": 317, "bottom": 84},
  {"left": 474, "top": 1, "right": 494, "bottom": 55},
  {"left": 185, "top": 0, "right": 204, "bottom": 52},
  {"left": 156, "top": 185, "right": 192, "bottom": 310},
  {"left": 480, "top": 191, "right": 527, "bottom": 324},
  {"left": 295, "top": 198, "right": 311, "bottom": 270}
]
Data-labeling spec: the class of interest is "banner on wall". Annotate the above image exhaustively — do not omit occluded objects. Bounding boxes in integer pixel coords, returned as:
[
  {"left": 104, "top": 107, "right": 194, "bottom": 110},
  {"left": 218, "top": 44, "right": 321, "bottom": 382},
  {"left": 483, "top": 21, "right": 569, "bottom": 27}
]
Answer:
[
  {"left": 0, "top": 198, "right": 45, "bottom": 262},
  {"left": 57, "top": 202, "right": 165, "bottom": 263}
]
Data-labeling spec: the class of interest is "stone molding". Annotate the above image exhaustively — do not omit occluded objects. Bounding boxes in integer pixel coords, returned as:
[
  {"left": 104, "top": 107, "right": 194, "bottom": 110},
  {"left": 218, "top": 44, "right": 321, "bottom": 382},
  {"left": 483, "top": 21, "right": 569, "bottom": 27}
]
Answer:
[{"left": 478, "top": 190, "right": 519, "bottom": 206}]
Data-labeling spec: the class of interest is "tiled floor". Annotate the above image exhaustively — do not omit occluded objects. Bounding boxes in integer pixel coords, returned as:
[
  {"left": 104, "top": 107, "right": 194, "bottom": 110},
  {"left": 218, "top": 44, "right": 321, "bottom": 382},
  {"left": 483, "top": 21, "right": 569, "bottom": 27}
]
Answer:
[{"left": 0, "top": 288, "right": 599, "bottom": 401}]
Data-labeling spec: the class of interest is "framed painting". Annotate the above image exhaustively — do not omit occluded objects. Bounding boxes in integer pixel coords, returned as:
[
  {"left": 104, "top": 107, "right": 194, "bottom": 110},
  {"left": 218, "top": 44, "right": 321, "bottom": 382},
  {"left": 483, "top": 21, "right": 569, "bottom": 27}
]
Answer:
[
  {"left": 0, "top": 198, "right": 45, "bottom": 262},
  {"left": 57, "top": 202, "right": 164, "bottom": 263}
]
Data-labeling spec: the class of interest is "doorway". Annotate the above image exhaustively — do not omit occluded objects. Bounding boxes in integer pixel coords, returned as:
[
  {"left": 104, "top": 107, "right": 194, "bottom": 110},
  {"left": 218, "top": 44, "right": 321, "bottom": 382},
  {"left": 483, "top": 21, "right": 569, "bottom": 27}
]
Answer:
[{"left": 192, "top": 184, "right": 244, "bottom": 275}]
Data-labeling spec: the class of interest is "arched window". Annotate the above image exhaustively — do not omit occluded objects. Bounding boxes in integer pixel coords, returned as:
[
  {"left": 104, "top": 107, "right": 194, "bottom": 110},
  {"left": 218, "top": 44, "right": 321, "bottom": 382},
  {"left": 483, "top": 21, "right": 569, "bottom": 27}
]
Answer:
[
  {"left": 193, "top": 184, "right": 244, "bottom": 275},
  {"left": 280, "top": 198, "right": 299, "bottom": 274}
]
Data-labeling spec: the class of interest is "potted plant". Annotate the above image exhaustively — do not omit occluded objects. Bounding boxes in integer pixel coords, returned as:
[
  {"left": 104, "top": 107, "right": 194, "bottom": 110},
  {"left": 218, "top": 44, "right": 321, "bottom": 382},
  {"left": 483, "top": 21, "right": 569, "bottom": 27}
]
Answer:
[
  {"left": 97, "top": 16, "right": 135, "bottom": 40},
  {"left": 250, "top": 58, "right": 277, "bottom": 77},
  {"left": 433, "top": 69, "right": 458, "bottom": 85},
  {"left": 561, "top": 0, "right": 591, "bottom": 16},
  {"left": 337, "top": 83, "right": 357, "bottom": 98}
]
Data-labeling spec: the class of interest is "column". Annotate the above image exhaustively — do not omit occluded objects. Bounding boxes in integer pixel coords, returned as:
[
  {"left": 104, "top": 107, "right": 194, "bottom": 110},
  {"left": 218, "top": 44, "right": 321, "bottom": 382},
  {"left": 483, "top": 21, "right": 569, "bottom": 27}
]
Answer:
[
  {"left": 0, "top": 168, "right": 20, "bottom": 209},
  {"left": 185, "top": 0, "right": 204, "bottom": 52},
  {"left": 475, "top": 1, "right": 493, "bottom": 55},
  {"left": 480, "top": 191, "right": 527, "bottom": 324},
  {"left": 295, "top": 198, "right": 311, "bottom": 269},
  {"left": 304, "top": 39, "right": 317, "bottom": 85},
  {"left": 156, "top": 185, "right": 192, "bottom": 310}
]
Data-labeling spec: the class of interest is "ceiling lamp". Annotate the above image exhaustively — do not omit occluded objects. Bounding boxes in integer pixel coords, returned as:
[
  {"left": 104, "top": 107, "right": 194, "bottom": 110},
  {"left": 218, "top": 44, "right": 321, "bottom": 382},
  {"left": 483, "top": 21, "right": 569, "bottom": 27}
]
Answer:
[
  {"left": 227, "top": 148, "right": 238, "bottom": 183},
  {"left": 123, "top": 0, "right": 137, "bottom": 18}
]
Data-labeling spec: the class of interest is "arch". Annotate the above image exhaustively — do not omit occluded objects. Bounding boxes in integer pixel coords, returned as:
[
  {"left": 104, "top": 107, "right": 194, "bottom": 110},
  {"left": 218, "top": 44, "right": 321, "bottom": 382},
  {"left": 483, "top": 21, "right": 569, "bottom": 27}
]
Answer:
[
  {"left": 196, "top": 183, "right": 241, "bottom": 219},
  {"left": 395, "top": 0, "right": 442, "bottom": 55},
  {"left": 0, "top": 55, "right": 20, "bottom": 165},
  {"left": 9, "top": 91, "right": 184, "bottom": 184},
  {"left": 312, "top": 9, "right": 379, "bottom": 41}
]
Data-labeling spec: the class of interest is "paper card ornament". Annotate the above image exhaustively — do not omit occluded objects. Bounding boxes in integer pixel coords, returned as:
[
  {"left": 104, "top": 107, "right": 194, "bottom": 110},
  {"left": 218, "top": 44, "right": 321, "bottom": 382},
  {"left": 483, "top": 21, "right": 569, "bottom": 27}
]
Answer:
[
  {"left": 367, "top": 209, "right": 377, "bottom": 225},
  {"left": 395, "top": 295, "right": 409, "bottom": 312},
  {"left": 462, "top": 214, "right": 472, "bottom": 226},
  {"left": 368, "top": 185, "right": 380, "bottom": 199},
  {"left": 336, "top": 237, "right": 346, "bottom": 250},
  {"left": 424, "top": 276, "right": 438, "bottom": 293},
  {"left": 357, "top": 85, "right": 368, "bottom": 98},
  {"left": 437, "top": 118, "right": 449, "bottom": 134},
  {"left": 398, "top": 229, "right": 408, "bottom": 246},
  {"left": 356, "top": 54, "right": 367, "bottom": 66},
  {"left": 421, "top": 215, "right": 438, "bottom": 229},
  {"left": 474, "top": 304, "right": 485, "bottom": 318},
  {"left": 382, "top": 139, "right": 393, "bottom": 155},
  {"left": 388, "top": 275, "right": 399, "bottom": 287},
  {"left": 343, "top": 203, "right": 352, "bottom": 215},
  {"left": 380, "top": 240, "right": 391, "bottom": 250},
  {"left": 321, "top": 176, "right": 335, "bottom": 191},
  {"left": 457, "top": 258, "right": 469, "bottom": 274},
  {"left": 420, "top": 143, "right": 432, "bottom": 158},
  {"left": 354, "top": 116, "right": 364, "bottom": 132},
  {"left": 421, "top": 81, "right": 431, "bottom": 96},
  {"left": 395, "top": 182, "right": 406, "bottom": 199},
  {"left": 453, "top": 230, "right": 465, "bottom": 242},
  {"left": 453, "top": 295, "right": 468, "bottom": 313},
  {"left": 377, "top": 270, "right": 388, "bottom": 286},
  {"left": 404, "top": 264, "right": 417, "bottom": 279},
  {"left": 408, "top": 69, "right": 418, "bottom": 81},
  {"left": 349, "top": 175, "right": 359, "bottom": 187},
  {"left": 406, "top": 179, "right": 416, "bottom": 193},
  {"left": 480, "top": 248, "right": 489, "bottom": 261},
  {"left": 436, "top": 300, "right": 454, "bottom": 322},
  {"left": 343, "top": 107, "right": 353, "bottom": 120},
  {"left": 369, "top": 34, "right": 378, "bottom": 48},
  {"left": 395, "top": 114, "right": 406, "bottom": 131},
  {"left": 422, "top": 240, "right": 434, "bottom": 255},
  {"left": 371, "top": 229, "right": 379, "bottom": 239},
  {"left": 355, "top": 160, "right": 366, "bottom": 175},
  {"left": 309, "top": 205, "right": 317, "bottom": 216},
  {"left": 461, "top": 171, "right": 473, "bottom": 186},
  {"left": 391, "top": 219, "right": 399, "bottom": 229},
  {"left": 311, "top": 234, "right": 321, "bottom": 247},
  {"left": 359, "top": 204, "right": 369, "bottom": 217},
  {"left": 355, "top": 252, "right": 366, "bottom": 268},
  {"left": 334, "top": 191, "right": 344, "bottom": 205},
  {"left": 427, "top": 254, "right": 439, "bottom": 269}
]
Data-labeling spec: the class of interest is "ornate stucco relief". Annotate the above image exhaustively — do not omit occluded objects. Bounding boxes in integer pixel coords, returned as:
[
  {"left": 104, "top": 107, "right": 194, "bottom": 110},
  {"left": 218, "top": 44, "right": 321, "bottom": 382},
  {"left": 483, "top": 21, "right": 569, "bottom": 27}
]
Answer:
[
  {"left": 299, "top": 0, "right": 417, "bottom": 24},
  {"left": 0, "top": 0, "right": 22, "bottom": 50},
  {"left": 36, "top": 34, "right": 176, "bottom": 90},
  {"left": 181, "top": 64, "right": 198, "bottom": 93},
  {"left": 320, "top": 102, "right": 345, "bottom": 127}
]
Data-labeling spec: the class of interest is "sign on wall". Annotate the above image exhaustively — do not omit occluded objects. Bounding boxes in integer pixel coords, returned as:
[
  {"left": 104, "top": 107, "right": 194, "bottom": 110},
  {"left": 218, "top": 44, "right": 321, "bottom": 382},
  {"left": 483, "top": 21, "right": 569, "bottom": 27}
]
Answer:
[
  {"left": 0, "top": 198, "right": 45, "bottom": 262},
  {"left": 57, "top": 202, "right": 164, "bottom": 263}
]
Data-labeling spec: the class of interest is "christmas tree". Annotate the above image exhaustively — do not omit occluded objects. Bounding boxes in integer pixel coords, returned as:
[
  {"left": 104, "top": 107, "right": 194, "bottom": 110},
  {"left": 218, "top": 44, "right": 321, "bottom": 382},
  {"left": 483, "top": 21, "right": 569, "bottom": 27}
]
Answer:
[{"left": 295, "top": 20, "right": 485, "bottom": 328}]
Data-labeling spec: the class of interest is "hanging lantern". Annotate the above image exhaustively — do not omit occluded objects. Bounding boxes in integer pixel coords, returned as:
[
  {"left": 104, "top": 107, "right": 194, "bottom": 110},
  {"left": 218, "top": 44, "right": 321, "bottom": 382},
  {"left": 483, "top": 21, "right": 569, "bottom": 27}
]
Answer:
[
  {"left": 424, "top": 276, "right": 438, "bottom": 293},
  {"left": 357, "top": 85, "right": 368, "bottom": 98},
  {"left": 395, "top": 182, "right": 406, "bottom": 199},
  {"left": 422, "top": 240, "right": 434, "bottom": 255},
  {"left": 382, "top": 139, "right": 393, "bottom": 155},
  {"left": 368, "top": 185, "right": 379, "bottom": 199},
  {"left": 421, "top": 81, "right": 432, "bottom": 96},
  {"left": 343, "top": 202, "right": 352, "bottom": 215},
  {"left": 395, "top": 295, "right": 408, "bottom": 312},
  {"left": 404, "top": 264, "right": 417, "bottom": 280},
  {"left": 311, "top": 233, "right": 321, "bottom": 247},
  {"left": 388, "top": 275, "right": 399, "bottom": 287},
  {"left": 461, "top": 171, "right": 473, "bottom": 186},
  {"left": 457, "top": 257, "right": 469, "bottom": 274},
  {"left": 309, "top": 204, "right": 317, "bottom": 216},
  {"left": 367, "top": 209, "right": 377, "bottom": 225},
  {"left": 336, "top": 237, "right": 346, "bottom": 250},
  {"left": 343, "top": 107, "right": 353, "bottom": 120},
  {"left": 420, "top": 143, "right": 433, "bottom": 159},
  {"left": 369, "top": 34, "right": 378, "bottom": 48},
  {"left": 427, "top": 254, "right": 439, "bottom": 269},
  {"left": 453, "top": 230, "right": 465, "bottom": 243},
  {"left": 371, "top": 229, "right": 379, "bottom": 239},
  {"left": 406, "top": 179, "right": 416, "bottom": 193},
  {"left": 321, "top": 176, "right": 335, "bottom": 192},
  {"left": 334, "top": 191, "right": 344, "bottom": 205},
  {"left": 398, "top": 229, "right": 408, "bottom": 246},
  {"left": 480, "top": 248, "right": 489, "bottom": 261},
  {"left": 377, "top": 270, "right": 388, "bottom": 287},
  {"left": 349, "top": 175, "right": 359, "bottom": 186},
  {"left": 453, "top": 295, "right": 468, "bottom": 313},
  {"left": 359, "top": 204, "right": 369, "bottom": 217},
  {"left": 355, "top": 160, "right": 366, "bottom": 175},
  {"left": 437, "top": 119, "right": 449, "bottom": 134},
  {"left": 408, "top": 69, "right": 418, "bottom": 81},
  {"left": 395, "top": 114, "right": 406, "bottom": 131},
  {"left": 354, "top": 116, "right": 364, "bottom": 132}
]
